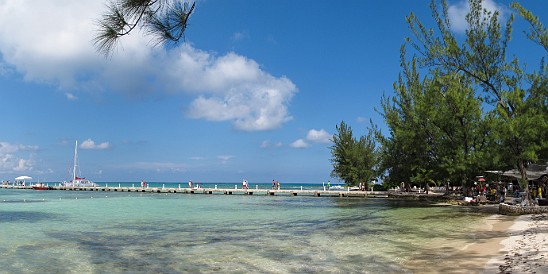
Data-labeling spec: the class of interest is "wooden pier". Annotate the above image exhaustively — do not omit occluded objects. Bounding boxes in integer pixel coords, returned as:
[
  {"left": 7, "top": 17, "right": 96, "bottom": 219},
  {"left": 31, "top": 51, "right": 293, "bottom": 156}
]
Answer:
[{"left": 0, "top": 185, "right": 390, "bottom": 198}]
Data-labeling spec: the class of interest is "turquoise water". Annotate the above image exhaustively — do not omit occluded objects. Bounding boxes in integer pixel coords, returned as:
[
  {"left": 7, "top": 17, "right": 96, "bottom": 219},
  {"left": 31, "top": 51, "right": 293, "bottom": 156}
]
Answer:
[{"left": 1, "top": 188, "right": 489, "bottom": 273}]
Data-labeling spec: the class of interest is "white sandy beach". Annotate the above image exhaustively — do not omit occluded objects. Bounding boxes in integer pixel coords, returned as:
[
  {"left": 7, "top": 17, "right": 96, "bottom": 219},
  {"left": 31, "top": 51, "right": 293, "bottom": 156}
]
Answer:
[
  {"left": 405, "top": 206, "right": 548, "bottom": 274},
  {"left": 485, "top": 213, "right": 548, "bottom": 273}
]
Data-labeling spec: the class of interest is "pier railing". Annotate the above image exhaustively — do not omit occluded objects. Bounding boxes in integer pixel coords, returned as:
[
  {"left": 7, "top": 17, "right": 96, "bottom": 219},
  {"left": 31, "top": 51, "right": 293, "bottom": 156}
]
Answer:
[{"left": 0, "top": 185, "right": 392, "bottom": 198}]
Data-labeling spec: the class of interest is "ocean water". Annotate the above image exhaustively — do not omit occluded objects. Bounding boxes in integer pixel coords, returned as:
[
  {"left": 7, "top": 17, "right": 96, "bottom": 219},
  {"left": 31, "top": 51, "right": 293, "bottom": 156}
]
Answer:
[{"left": 0, "top": 187, "right": 490, "bottom": 273}]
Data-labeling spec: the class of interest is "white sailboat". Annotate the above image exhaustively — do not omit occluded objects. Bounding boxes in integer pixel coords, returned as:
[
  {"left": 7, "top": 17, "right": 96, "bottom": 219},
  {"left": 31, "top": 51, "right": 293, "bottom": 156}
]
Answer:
[{"left": 62, "top": 141, "right": 97, "bottom": 187}]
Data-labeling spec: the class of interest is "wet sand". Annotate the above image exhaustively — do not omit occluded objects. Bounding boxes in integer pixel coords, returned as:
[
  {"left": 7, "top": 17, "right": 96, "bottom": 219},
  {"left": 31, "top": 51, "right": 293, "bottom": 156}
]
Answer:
[{"left": 402, "top": 205, "right": 512, "bottom": 273}]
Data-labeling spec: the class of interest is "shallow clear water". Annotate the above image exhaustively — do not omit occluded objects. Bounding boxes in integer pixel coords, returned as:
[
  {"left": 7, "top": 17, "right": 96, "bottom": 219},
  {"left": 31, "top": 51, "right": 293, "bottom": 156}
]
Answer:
[{"left": 0, "top": 188, "right": 489, "bottom": 273}]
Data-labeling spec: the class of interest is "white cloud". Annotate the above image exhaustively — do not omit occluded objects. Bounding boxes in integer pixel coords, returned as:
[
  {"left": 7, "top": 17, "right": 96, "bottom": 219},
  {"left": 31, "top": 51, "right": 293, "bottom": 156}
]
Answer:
[
  {"left": 65, "top": 92, "right": 77, "bottom": 100},
  {"left": 448, "top": 0, "right": 507, "bottom": 33},
  {"left": 182, "top": 50, "right": 297, "bottom": 131},
  {"left": 217, "top": 155, "right": 234, "bottom": 164},
  {"left": 306, "top": 129, "right": 332, "bottom": 144},
  {"left": 0, "top": 0, "right": 105, "bottom": 89},
  {"left": 231, "top": 31, "right": 249, "bottom": 42},
  {"left": 0, "top": 142, "right": 38, "bottom": 154},
  {"left": 290, "top": 128, "right": 331, "bottom": 149},
  {"left": 0, "top": 0, "right": 297, "bottom": 131},
  {"left": 13, "top": 159, "right": 30, "bottom": 172},
  {"left": 0, "top": 62, "right": 13, "bottom": 76},
  {"left": 80, "top": 139, "right": 110, "bottom": 150},
  {"left": 0, "top": 141, "right": 37, "bottom": 173},
  {"left": 290, "top": 139, "right": 309, "bottom": 149}
]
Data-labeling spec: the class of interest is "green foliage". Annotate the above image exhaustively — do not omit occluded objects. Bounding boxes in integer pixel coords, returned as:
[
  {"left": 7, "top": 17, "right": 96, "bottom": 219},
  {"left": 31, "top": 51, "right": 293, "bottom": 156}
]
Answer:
[
  {"left": 511, "top": 2, "right": 548, "bottom": 52},
  {"left": 330, "top": 121, "right": 379, "bottom": 187},
  {"left": 379, "top": 49, "right": 488, "bottom": 188},
  {"left": 94, "top": 0, "right": 195, "bottom": 56},
  {"left": 379, "top": 0, "right": 547, "bottom": 194}
]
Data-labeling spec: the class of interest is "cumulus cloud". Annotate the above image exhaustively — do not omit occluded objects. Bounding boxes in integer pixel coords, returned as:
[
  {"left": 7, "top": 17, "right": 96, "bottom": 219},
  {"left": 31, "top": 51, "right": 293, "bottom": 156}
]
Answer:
[
  {"left": 306, "top": 129, "right": 332, "bottom": 144},
  {"left": 448, "top": 0, "right": 507, "bottom": 33},
  {"left": 0, "top": 141, "right": 37, "bottom": 173},
  {"left": 290, "top": 139, "right": 309, "bottom": 149},
  {"left": 290, "top": 128, "right": 331, "bottom": 149},
  {"left": 181, "top": 50, "right": 297, "bottom": 131},
  {"left": 80, "top": 139, "right": 110, "bottom": 150},
  {"left": 0, "top": 142, "right": 38, "bottom": 154},
  {"left": 0, "top": 0, "right": 297, "bottom": 131}
]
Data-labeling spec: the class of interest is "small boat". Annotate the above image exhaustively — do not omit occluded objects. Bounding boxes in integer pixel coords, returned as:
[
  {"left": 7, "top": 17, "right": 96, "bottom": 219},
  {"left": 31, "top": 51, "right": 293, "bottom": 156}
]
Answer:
[
  {"left": 32, "top": 183, "right": 51, "bottom": 190},
  {"left": 329, "top": 185, "right": 345, "bottom": 190},
  {"left": 62, "top": 141, "right": 97, "bottom": 187}
]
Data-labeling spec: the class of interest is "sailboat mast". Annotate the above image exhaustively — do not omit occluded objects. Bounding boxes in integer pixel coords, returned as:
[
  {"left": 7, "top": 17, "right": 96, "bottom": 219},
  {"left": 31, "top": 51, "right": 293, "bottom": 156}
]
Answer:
[{"left": 73, "top": 140, "right": 78, "bottom": 181}]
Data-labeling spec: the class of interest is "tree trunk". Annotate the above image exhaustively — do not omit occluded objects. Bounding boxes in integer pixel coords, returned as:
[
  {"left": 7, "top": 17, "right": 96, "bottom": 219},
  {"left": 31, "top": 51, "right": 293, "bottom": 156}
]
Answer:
[{"left": 517, "top": 159, "right": 533, "bottom": 206}]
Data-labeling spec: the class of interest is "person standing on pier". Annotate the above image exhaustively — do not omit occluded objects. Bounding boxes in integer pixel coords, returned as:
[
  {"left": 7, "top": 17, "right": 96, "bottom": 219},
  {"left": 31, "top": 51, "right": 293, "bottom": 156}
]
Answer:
[
  {"left": 188, "top": 180, "right": 193, "bottom": 189},
  {"left": 276, "top": 180, "right": 280, "bottom": 190},
  {"left": 272, "top": 180, "right": 276, "bottom": 189}
]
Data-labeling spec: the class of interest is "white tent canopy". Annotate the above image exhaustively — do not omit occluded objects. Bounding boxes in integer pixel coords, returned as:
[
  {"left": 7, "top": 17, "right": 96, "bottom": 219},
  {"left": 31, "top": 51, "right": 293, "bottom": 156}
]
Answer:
[{"left": 15, "top": 175, "right": 32, "bottom": 181}]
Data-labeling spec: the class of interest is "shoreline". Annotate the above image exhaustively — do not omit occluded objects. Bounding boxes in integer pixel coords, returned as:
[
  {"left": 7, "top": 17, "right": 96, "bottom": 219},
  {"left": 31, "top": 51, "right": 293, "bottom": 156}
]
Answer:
[
  {"left": 400, "top": 204, "right": 513, "bottom": 273},
  {"left": 484, "top": 212, "right": 548, "bottom": 273},
  {"left": 404, "top": 206, "right": 548, "bottom": 273}
]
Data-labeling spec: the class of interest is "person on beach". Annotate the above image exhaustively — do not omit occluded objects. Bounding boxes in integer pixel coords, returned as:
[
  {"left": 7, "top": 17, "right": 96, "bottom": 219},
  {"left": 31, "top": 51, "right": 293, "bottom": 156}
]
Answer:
[{"left": 501, "top": 184, "right": 507, "bottom": 203}]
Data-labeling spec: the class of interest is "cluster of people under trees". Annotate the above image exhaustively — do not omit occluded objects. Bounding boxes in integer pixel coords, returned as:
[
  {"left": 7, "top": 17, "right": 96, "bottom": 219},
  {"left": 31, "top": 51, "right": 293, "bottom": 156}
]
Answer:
[{"left": 467, "top": 180, "right": 546, "bottom": 204}]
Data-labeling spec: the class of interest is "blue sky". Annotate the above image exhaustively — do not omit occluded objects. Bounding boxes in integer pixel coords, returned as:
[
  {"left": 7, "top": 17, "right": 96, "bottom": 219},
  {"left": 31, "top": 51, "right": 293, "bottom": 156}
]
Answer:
[{"left": 0, "top": 0, "right": 546, "bottom": 183}]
